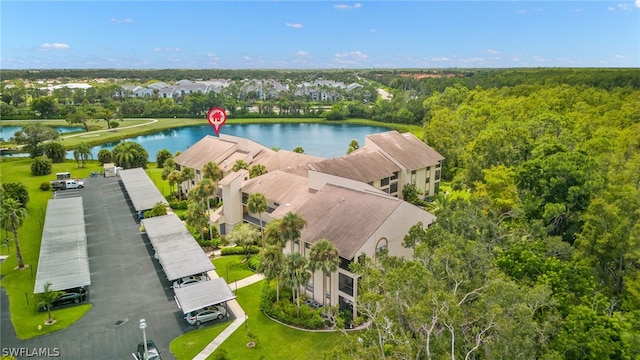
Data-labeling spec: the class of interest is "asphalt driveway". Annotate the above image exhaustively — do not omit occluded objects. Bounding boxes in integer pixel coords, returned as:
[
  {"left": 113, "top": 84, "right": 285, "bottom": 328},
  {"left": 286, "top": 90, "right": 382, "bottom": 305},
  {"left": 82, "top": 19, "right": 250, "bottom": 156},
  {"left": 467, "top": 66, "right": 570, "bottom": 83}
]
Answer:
[{"left": 1, "top": 175, "right": 193, "bottom": 359}]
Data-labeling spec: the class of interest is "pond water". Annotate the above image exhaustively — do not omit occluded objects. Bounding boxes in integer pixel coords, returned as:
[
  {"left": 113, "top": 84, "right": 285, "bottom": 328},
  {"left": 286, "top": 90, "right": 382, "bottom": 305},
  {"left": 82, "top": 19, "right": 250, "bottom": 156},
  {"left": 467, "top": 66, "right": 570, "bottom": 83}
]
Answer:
[
  {"left": 0, "top": 125, "right": 82, "bottom": 141},
  {"left": 87, "top": 123, "right": 391, "bottom": 159},
  {"left": 2, "top": 123, "right": 392, "bottom": 159}
]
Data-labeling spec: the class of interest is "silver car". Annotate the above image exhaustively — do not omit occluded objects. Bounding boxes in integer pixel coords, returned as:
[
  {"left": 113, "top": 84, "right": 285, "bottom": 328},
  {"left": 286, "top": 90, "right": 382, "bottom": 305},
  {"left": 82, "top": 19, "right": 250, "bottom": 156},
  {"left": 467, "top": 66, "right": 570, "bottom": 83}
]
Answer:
[
  {"left": 185, "top": 305, "right": 227, "bottom": 326},
  {"left": 172, "top": 275, "right": 207, "bottom": 289}
]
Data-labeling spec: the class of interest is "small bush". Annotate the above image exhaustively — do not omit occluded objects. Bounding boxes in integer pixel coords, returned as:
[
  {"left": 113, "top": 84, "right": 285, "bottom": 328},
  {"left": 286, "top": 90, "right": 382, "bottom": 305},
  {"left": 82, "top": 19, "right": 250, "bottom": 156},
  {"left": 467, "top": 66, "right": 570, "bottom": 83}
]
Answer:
[
  {"left": 221, "top": 246, "right": 260, "bottom": 256},
  {"left": 247, "top": 255, "right": 260, "bottom": 271},
  {"left": 168, "top": 199, "right": 188, "bottom": 210},
  {"left": 39, "top": 182, "right": 52, "bottom": 191}
]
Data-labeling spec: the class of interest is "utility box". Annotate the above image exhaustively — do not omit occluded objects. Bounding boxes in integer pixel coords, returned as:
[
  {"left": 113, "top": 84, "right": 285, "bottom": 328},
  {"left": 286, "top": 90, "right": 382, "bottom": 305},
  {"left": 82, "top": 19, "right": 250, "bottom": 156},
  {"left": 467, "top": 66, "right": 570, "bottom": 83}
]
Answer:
[{"left": 104, "top": 163, "right": 116, "bottom": 178}]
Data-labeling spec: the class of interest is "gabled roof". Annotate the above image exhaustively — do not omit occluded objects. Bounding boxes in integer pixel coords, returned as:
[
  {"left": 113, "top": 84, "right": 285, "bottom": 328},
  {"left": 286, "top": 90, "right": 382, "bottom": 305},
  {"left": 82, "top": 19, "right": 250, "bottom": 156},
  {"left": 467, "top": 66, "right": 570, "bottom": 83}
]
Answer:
[
  {"left": 364, "top": 131, "right": 444, "bottom": 170},
  {"left": 297, "top": 184, "right": 402, "bottom": 259},
  {"left": 308, "top": 151, "right": 401, "bottom": 183},
  {"left": 252, "top": 150, "right": 323, "bottom": 173},
  {"left": 174, "top": 135, "right": 238, "bottom": 170},
  {"left": 241, "top": 170, "right": 314, "bottom": 217}
]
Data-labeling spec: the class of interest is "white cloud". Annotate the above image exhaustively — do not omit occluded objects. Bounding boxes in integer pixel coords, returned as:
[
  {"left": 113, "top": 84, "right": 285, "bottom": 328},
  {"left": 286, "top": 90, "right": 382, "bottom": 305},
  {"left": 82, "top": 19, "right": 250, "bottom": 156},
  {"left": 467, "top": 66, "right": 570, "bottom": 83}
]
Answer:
[
  {"left": 153, "top": 48, "right": 180, "bottom": 52},
  {"left": 636, "top": 0, "right": 640, "bottom": 8},
  {"left": 334, "top": 3, "right": 362, "bottom": 10},
  {"left": 243, "top": 56, "right": 251, "bottom": 61},
  {"left": 485, "top": 49, "right": 500, "bottom": 55},
  {"left": 333, "top": 51, "right": 369, "bottom": 65},
  {"left": 167, "top": 58, "right": 181, "bottom": 63},
  {"left": 617, "top": 3, "right": 634, "bottom": 10},
  {"left": 286, "top": 22, "right": 303, "bottom": 29},
  {"left": 110, "top": 18, "right": 133, "bottom": 23},
  {"left": 370, "top": 28, "right": 377, "bottom": 33},
  {"left": 431, "top": 57, "right": 450, "bottom": 62},
  {"left": 207, "top": 53, "right": 220, "bottom": 61},
  {"left": 39, "top": 43, "right": 70, "bottom": 50},
  {"left": 296, "top": 51, "right": 310, "bottom": 57}
]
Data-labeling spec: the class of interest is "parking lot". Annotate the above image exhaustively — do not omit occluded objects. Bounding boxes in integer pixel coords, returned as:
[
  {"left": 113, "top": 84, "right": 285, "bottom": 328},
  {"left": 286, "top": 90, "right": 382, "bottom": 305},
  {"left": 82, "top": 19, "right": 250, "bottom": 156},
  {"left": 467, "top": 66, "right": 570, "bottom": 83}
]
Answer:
[{"left": 0, "top": 175, "right": 226, "bottom": 359}]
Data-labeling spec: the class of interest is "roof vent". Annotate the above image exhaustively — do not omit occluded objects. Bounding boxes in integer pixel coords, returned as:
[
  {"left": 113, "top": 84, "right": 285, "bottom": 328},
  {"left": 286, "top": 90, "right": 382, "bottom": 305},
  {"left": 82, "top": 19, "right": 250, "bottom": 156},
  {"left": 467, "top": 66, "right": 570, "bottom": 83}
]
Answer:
[{"left": 340, "top": 197, "right": 345, "bottom": 203}]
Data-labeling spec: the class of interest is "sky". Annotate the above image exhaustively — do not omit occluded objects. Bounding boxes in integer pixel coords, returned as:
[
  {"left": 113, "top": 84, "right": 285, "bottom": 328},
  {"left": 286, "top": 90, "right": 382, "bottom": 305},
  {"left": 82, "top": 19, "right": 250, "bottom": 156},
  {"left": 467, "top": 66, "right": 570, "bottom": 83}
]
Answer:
[{"left": 1, "top": 1, "right": 639, "bottom": 69}]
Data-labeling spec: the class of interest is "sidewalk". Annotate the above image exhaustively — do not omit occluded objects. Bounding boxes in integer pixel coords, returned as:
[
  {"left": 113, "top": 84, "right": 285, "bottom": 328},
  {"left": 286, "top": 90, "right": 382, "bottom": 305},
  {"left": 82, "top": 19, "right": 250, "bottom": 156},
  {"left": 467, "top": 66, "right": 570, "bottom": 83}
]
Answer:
[{"left": 194, "top": 263, "right": 265, "bottom": 360}]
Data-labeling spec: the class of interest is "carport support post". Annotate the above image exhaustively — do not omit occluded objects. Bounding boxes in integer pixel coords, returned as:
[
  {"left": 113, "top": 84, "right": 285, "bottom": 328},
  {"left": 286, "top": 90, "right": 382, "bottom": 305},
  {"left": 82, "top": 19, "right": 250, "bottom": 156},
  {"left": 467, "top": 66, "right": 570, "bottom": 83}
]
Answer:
[{"left": 139, "top": 319, "right": 148, "bottom": 360}]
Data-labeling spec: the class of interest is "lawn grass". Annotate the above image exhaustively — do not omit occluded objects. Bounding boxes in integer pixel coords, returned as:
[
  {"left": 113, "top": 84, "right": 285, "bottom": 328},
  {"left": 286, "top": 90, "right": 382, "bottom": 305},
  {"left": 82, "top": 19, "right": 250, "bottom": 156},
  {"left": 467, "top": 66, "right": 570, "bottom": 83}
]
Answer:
[
  {"left": 212, "top": 281, "right": 343, "bottom": 360},
  {"left": 213, "top": 255, "right": 255, "bottom": 284},
  {"left": 169, "top": 320, "right": 229, "bottom": 360},
  {"left": 0, "top": 158, "right": 101, "bottom": 338}
]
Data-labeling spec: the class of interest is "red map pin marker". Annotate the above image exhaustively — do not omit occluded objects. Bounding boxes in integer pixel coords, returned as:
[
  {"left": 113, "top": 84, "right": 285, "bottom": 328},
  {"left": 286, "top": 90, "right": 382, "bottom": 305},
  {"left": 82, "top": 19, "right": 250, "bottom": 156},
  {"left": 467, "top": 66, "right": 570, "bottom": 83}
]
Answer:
[{"left": 207, "top": 107, "right": 227, "bottom": 135}]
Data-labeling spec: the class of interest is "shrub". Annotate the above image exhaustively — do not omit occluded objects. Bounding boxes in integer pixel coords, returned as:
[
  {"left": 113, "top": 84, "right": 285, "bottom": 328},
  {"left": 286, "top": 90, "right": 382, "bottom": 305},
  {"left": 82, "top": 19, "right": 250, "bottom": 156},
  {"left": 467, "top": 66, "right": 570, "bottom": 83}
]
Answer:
[
  {"left": 168, "top": 199, "right": 188, "bottom": 210},
  {"left": 260, "top": 282, "right": 325, "bottom": 329},
  {"left": 40, "top": 182, "right": 52, "bottom": 191},
  {"left": 247, "top": 255, "right": 260, "bottom": 271},
  {"left": 220, "top": 246, "right": 260, "bottom": 256},
  {"left": 97, "top": 149, "right": 112, "bottom": 165},
  {"left": 31, "top": 156, "right": 52, "bottom": 176},
  {"left": 2, "top": 182, "right": 30, "bottom": 206}
]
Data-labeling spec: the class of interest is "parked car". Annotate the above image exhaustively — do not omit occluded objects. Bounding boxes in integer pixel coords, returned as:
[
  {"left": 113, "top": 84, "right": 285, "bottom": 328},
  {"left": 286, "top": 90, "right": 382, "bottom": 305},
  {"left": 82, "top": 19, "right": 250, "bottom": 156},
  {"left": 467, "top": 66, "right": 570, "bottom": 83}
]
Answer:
[
  {"left": 135, "top": 340, "right": 162, "bottom": 360},
  {"left": 172, "top": 275, "right": 207, "bottom": 289},
  {"left": 185, "top": 305, "right": 227, "bottom": 326},
  {"left": 38, "top": 291, "right": 86, "bottom": 312}
]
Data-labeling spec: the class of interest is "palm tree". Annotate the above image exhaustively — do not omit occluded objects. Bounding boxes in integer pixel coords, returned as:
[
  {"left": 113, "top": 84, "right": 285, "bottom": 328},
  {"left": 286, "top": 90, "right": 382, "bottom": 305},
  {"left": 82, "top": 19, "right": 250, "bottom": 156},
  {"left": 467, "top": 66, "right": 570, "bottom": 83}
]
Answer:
[
  {"left": 37, "top": 282, "right": 64, "bottom": 324},
  {"left": 166, "top": 170, "right": 182, "bottom": 199},
  {"left": 112, "top": 142, "right": 138, "bottom": 169},
  {"left": 180, "top": 167, "right": 195, "bottom": 198},
  {"left": 264, "top": 219, "right": 285, "bottom": 249},
  {"left": 202, "top": 161, "right": 223, "bottom": 181},
  {"left": 249, "top": 164, "right": 267, "bottom": 179},
  {"left": 280, "top": 212, "right": 306, "bottom": 253},
  {"left": 0, "top": 198, "right": 28, "bottom": 268},
  {"left": 247, "top": 193, "right": 268, "bottom": 246},
  {"left": 73, "top": 142, "right": 92, "bottom": 168},
  {"left": 258, "top": 246, "right": 284, "bottom": 301},
  {"left": 232, "top": 159, "right": 249, "bottom": 172},
  {"left": 283, "top": 252, "right": 310, "bottom": 316},
  {"left": 185, "top": 201, "right": 208, "bottom": 240},
  {"left": 308, "top": 239, "right": 340, "bottom": 306}
]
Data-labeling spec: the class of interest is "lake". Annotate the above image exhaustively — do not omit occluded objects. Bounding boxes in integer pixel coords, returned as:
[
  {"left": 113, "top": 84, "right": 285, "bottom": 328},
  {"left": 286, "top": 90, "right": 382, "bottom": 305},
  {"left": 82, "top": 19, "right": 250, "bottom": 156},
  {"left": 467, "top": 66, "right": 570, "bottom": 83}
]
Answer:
[
  {"left": 0, "top": 125, "right": 82, "bottom": 141},
  {"left": 2, "top": 123, "right": 392, "bottom": 159},
  {"left": 88, "top": 123, "right": 391, "bottom": 159}
]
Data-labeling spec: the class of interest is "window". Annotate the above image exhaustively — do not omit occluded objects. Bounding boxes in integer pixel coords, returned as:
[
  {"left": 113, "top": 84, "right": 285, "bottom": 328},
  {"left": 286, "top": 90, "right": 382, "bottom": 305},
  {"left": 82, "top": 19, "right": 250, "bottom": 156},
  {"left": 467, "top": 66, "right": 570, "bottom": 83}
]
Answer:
[
  {"left": 339, "top": 273, "right": 354, "bottom": 296},
  {"left": 435, "top": 182, "right": 440, "bottom": 194},
  {"left": 435, "top": 169, "right": 441, "bottom": 180},
  {"left": 381, "top": 177, "right": 390, "bottom": 186},
  {"left": 411, "top": 170, "right": 417, "bottom": 175},
  {"left": 376, "top": 238, "right": 388, "bottom": 256},
  {"left": 425, "top": 176, "right": 430, "bottom": 184},
  {"left": 390, "top": 182, "right": 398, "bottom": 194},
  {"left": 242, "top": 193, "right": 248, "bottom": 204},
  {"left": 306, "top": 279, "right": 313, "bottom": 292},
  {"left": 390, "top": 171, "right": 399, "bottom": 180}
]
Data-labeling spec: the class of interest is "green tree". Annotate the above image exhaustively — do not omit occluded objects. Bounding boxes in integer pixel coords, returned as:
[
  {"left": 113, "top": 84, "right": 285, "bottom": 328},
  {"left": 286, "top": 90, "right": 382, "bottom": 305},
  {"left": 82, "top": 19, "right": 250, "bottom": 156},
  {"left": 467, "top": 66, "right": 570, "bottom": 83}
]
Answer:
[
  {"left": 66, "top": 108, "right": 91, "bottom": 132},
  {"left": 258, "top": 246, "right": 285, "bottom": 301},
  {"left": 282, "top": 252, "right": 310, "bottom": 315},
  {"left": 42, "top": 142, "right": 66, "bottom": 163},
  {"left": 280, "top": 212, "right": 306, "bottom": 253},
  {"left": 37, "top": 282, "right": 64, "bottom": 324},
  {"left": 202, "top": 161, "right": 223, "bottom": 181},
  {"left": 31, "top": 156, "right": 52, "bottom": 176},
  {"left": 249, "top": 164, "right": 267, "bottom": 179},
  {"left": 166, "top": 170, "right": 182, "bottom": 199},
  {"left": 161, "top": 158, "right": 177, "bottom": 181},
  {"left": 292, "top": 146, "right": 304, "bottom": 154},
  {"left": 307, "top": 239, "right": 340, "bottom": 306},
  {"left": 73, "top": 142, "right": 92, "bottom": 168},
  {"left": 402, "top": 183, "right": 424, "bottom": 206},
  {"left": 1, "top": 182, "right": 30, "bottom": 208},
  {"left": 264, "top": 219, "right": 285, "bottom": 249},
  {"left": 346, "top": 139, "right": 360, "bottom": 154},
  {"left": 109, "top": 120, "right": 120, "bottom": 129},
  {"left": 232, "top": 159, "right": 249, "bottom": 172},
  {"left": 247, "top": 193, "right": 268, "bottom": 246},
  {"left": 185, "top": 201, "right": 208, "bottom": 240},
  {"left": 0, "top": 198, "right": 28, "bottom": 268},
  {"left": 112, "top": 141, "right": 148, "bottom": 169},
  {"left": 30, "top": 96, "right": 58, "bottom": 118},
  {"left": 97, "top": 149, "right": 112, "bottom": 165},
  {"left": 95, "top": 107, "right": 114, "bottom": 129},
  {"left": 179, "top": 167, "right": 195, "bottom": 200},
  {"left": 156, "top": 149, "right": 172, "bottom": 168},
  {"left": 13, "top": 123, "right": 60, "bottom": 158},
  {"left": 226, "top": 223, "right": 260, "bottom": 260}
]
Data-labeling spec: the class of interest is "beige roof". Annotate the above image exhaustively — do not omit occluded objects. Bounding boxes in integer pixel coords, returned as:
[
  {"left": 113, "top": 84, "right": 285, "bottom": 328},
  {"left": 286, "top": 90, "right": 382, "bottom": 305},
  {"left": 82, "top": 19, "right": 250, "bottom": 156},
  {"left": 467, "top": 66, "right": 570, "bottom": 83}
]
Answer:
[
  {"left": 253, "top": 150, "right": 323, "bottom": 173},
  {"left": 365, "top": 131, "right": 444, "bottom": 170},
  {"left": 241, "top": 170, "right": 315, "bottom": 217},
  {"left": 297, "top": 184, "right": 402, "bottom": 259},
  {"left": 308, "top": 151, "right": 401, "bottom": 183},
  {"left": 174, "top": 135, "right": 238, "bottom": 170}
]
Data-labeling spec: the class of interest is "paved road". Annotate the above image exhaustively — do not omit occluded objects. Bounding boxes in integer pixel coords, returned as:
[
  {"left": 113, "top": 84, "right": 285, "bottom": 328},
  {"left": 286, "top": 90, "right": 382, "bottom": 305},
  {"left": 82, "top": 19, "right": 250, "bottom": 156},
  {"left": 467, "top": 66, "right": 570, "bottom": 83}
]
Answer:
[{"left": 1, "top": 175, "right": 193, "bottom": 359}]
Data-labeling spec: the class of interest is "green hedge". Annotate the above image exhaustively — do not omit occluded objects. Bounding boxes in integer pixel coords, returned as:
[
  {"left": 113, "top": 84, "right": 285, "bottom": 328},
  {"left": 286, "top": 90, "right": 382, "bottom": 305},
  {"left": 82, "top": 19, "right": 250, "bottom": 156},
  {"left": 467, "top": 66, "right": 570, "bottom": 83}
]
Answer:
[
  {"left": 260, "top": 281, "right": 327, "bottom": 330},
  {"left": 220, "top": 246, "right": 260, "bottom": 256}
]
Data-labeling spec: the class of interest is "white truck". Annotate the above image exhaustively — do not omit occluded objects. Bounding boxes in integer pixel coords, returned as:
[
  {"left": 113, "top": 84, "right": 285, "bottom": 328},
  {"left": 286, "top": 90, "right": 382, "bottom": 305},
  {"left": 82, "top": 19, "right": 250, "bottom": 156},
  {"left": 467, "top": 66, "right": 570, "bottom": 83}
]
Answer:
[{"left": 51, "top": 179, "right": 84, "bottom": 190}]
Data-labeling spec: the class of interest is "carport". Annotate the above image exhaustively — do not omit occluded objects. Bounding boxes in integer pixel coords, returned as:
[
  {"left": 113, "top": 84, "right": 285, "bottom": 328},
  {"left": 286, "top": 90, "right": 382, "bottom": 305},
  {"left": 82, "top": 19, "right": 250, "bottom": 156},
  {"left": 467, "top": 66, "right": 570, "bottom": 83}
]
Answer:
[
  {"left": 141, "top": 214, "right": 215, "bottom": 281},
  {"left": 174, "top": 278, "right": 236, "bottom": 314},
  {"left": 118, "top": 167, "right": 169, "bottom": 215},
  {"left": 34, "top": 197, "right": 90, "bottom": 293}
]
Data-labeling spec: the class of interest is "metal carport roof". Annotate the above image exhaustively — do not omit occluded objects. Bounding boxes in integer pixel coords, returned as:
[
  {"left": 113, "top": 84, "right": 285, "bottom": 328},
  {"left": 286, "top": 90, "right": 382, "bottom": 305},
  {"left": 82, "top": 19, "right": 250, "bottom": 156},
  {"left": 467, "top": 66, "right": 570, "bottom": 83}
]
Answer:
[
  {"left": 174, "top": 278, "right": 236, "bottom": 314},
  {"left": 141, "top": 214, "right": 215, "bottom": 281},
  {"left": 119, "top": 168, "right": 169, "bottom": 212},
  {"left": 34, "top": 197, "right": 90, "bottom": 293}
]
